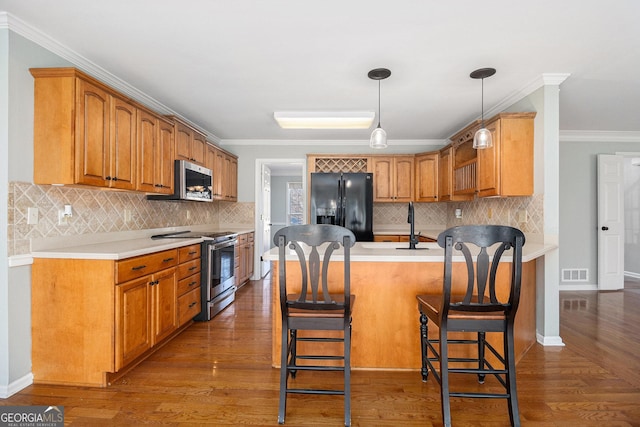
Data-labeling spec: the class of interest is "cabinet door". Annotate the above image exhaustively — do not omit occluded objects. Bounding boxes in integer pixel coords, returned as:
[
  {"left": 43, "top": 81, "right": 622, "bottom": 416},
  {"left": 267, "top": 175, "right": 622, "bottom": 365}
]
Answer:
[
  {"left": 191, "top": 132, "right": 206, "bottom": 166},
  {"left": 393, "top": 156, "right": 415, "bottom": 202},
  {"left": 373, "top": 157, "right": 394, "bottom": 201},
  {"left": 415, "top": 153, "right": 438, "bottom": 202},
  {"left": 477, "top": 120, "right": 500, "bottom": 197},
  {"left": 75, "top": 78, "right": 110, "bottom": 187},
  {"left": 438, "top": 147, "right": 453, "bottom": 201},
  {"left": 136, "top": 109, "right": 158, "bottom": 193},
  {"left": 157, "top": 120, "right": 175, "bottom": 193},
  {"left": 227, "top": 155, "right": 238, "bottom": 201},
  {"left": 213, "top": 149, "right": 225, "bottom": 199},
  {"left": 174, "top": 122, "right": 192, "bottom": 162},
  {"left": 110, "top": 96, "right": 137, "bottom": 190},
  {"left": 152, "top": 268, "right": 177, "bottom": 344},
  {"left": 116, "top": 276, "right": 152, "bottom": 370}
]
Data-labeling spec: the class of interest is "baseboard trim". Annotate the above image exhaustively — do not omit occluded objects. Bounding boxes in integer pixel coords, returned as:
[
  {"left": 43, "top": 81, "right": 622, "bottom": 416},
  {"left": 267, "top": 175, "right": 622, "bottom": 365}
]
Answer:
[
  {"left": 0, "top": 373, "right": 33, "bottom": 399},
  {"left": 537, "top": 334, "right": 565, "bottom": 347},
  {"left": 560, "top": 283, "right": 598, "bottom": 291}
]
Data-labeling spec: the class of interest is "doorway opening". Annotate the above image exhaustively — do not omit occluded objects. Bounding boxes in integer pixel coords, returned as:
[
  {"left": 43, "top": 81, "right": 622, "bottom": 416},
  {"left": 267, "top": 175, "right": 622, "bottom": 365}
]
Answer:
[{"left": 254, "top": 159, "right": 306, "bottom": 279}]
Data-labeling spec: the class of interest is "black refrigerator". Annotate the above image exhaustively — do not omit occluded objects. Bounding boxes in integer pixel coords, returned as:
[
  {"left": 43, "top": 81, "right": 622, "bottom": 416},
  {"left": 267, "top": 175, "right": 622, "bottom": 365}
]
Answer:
[{"left": 310, "top": 172, "right": 374, "bottom": 242}]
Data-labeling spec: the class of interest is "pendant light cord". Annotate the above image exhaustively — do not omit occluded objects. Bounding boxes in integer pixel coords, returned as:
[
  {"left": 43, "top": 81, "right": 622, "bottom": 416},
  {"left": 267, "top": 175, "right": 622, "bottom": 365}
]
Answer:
[
  {"left": 377, "top": 79, "right": 382, "bottom": 128},
  {"left": 481, "top": 77, "right": 485, "bottom": 128}
]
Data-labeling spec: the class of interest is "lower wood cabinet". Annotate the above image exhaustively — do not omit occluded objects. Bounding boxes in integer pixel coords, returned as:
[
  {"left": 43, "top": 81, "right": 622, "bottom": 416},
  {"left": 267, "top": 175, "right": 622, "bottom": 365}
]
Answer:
[
  {"left": 236, "top": 232, "right": 255, "bottom": 287},
  {"left": 31, "top": 243, "right": 201, "bottom": 387}
]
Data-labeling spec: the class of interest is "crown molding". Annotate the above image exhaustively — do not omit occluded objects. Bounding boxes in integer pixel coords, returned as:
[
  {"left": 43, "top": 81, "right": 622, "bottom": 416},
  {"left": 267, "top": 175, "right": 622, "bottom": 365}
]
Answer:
[
  {"left": 560, "top": 130, "right": 640, "bottom": 143},
  {"left": 483, "top": 72, "right": 571, "bottom": 119},
  {"left": 221, "top": 138, "right": 448, "bottom": 147},
  {"left": 1, "top": 12, "right": 221, "bottom": 142}
]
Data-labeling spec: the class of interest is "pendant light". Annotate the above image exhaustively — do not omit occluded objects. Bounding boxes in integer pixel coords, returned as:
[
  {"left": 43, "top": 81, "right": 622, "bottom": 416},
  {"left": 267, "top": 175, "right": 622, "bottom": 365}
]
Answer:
[
  {"left": 368, "top": 68, "right": 391, "bottom": 149},
  {"left": 470, "top": 67, "right": 496, "bottom": 149}
]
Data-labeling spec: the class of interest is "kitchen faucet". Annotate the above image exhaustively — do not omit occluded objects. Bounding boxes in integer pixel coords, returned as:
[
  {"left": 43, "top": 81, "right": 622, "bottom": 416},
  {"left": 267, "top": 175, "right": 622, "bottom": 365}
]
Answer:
[{"left": 408, "top": 201, "right": 418, "bottom": 249}]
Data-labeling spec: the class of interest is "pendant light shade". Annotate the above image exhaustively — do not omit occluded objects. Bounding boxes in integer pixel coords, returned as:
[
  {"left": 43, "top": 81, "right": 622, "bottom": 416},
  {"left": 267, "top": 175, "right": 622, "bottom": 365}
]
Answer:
[
  {"left": 470, "top": 67, "right": 496, "bottom": 149},
  {"left": 368, "top": 68, "right": 391, "bottom": 149}
]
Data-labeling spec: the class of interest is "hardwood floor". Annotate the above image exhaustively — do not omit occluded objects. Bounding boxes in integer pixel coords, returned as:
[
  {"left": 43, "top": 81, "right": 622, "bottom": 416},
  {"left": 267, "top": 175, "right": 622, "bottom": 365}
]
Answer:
[{"left": 2, "top": 276, "right": 640, "bottom": 426}]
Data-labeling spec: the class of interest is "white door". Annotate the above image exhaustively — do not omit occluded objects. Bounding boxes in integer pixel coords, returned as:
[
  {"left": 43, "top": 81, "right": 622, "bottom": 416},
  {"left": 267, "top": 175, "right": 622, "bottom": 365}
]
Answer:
[
  {"left": 597, "top": 154, "right": 624, "bottom": 290},
  {"left": 261, "top": 164, "right": 272, "bottom": 277}
]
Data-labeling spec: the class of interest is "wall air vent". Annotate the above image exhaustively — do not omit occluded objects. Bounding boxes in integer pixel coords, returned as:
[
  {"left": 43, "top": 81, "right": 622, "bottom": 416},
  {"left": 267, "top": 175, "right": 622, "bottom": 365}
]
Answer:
[{"left": 562, "top": 268, "right": 589, "bottom": 282}]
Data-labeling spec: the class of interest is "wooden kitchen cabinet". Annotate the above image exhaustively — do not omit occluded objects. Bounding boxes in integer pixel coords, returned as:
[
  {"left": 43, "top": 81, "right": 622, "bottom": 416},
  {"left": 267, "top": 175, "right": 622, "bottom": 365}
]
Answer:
[
  {"left": 476, "top": 112, "right": 536, "bottom": 197},
  {"left": 31, "top": 244, "right": 199, "bottom": 387},
  {"left": 116, "top": 249, "right": 178, "bottom": 369},
  {"left": 414, "top": 151, "right": 439, "bottom": 202},
  {"left": 137, "top": 109, "right": 175, "bottom": 194},
  {"left": 176, "top": 244, "right": 201, "bottom": 326},
  {"left": 32, "top": 68, "right": 137, "bottom": 189},
  {"left": 207, "top": 144, "right": 238, "bottom": 201},
  {"left": 173, "top": 118, "right": 206, "bottom": 166},
  {"left": 236, "top": 232, "right": 254, "bottom": 287},
  {"left": 372, "top": 156, "right": 414, "bottom": 202}
]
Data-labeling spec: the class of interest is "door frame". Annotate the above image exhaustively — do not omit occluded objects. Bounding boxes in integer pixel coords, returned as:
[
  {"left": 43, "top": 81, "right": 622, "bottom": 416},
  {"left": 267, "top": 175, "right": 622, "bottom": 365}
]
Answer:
[{"left": 253, "top": 158, "right": 307, "bottom": 280}]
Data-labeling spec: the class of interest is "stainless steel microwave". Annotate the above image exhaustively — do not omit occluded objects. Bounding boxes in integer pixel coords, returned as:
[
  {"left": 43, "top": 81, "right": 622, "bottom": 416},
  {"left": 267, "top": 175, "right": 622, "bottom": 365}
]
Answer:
[{"left": 147, "top": 160, "right": 213, "bottom": 202}]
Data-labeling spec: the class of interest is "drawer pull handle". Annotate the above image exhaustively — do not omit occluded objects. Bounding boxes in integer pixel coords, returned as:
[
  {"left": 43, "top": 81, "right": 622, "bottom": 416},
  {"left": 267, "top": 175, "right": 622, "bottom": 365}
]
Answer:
[
  {"left": 188, "top": 251, "right": 198, "bottom": 255},
  {"left": 189, "top": 266, "right": 198, "bottom": 271},
  {"left": 131, "top": 265, "right": 147, "bottom": 271},
  {"left": 163, "top": 257, "right": 175, "bottom": 263},
  {"left": 189, "top": 281, "right": 198, "bottom": 287},
  {"left": 188, "top": 302, "right": 197, "bottom": 308}
]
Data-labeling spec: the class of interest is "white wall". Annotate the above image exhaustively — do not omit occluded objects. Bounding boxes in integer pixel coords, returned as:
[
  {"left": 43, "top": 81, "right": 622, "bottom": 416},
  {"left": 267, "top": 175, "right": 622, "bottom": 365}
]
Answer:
[
  {"left": 624, "top": 157, "right": 640, "bottom": 276},
  {"left": 1, "top": 29, "right": 71, "bottom": 396},
  {"left": 559, "top": 140, "right": 640, "bottom": 288}
]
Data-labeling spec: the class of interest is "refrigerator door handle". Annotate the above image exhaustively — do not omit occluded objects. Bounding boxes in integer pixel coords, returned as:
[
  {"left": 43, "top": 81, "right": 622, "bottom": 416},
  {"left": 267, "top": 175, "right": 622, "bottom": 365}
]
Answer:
[{"left": 337, "top": 179, "right": 342, "bottom": 226}]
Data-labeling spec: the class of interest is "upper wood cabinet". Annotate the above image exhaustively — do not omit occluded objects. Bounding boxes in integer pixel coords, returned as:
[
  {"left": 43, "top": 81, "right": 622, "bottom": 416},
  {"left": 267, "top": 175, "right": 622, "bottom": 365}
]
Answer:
[
  {"left": 372, "top": 156, "right": 414, "bottom": 202},
  {"left": 414, "top": 152, "right": 439, "bottom": 202},
  {"left": 137, "top": 109, "right": 174, "bottom": 194},
  {"left": 449, "top": 112, "right": 536, "bottom": 198},
  {"left": 173, "top": 118, "right": 206, "bottom": 166},
  {"left": 205, "top": 143, "right": 238, "bottom": 202},
  {"left": 32, "top": 68, "right": 137, "bottom": 189},
  {"left": 477, "top": 113, "right": 536, "bottom": 197}
]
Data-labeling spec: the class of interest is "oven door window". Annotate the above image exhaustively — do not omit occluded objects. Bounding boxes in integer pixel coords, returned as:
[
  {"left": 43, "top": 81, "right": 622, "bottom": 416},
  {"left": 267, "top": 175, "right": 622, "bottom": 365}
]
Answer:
[{"left": 209, "top": 244, "right": 235, "bottom": 288}]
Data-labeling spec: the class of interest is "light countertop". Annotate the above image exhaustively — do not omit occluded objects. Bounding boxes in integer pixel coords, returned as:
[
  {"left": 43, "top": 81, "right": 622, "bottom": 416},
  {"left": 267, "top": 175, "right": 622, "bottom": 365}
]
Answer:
[
  {"left": 31, "top": 225, "right": 254, "bottom": 260},
  {"left": 262, "top": 240, "right": 556, "bottom": 263}
]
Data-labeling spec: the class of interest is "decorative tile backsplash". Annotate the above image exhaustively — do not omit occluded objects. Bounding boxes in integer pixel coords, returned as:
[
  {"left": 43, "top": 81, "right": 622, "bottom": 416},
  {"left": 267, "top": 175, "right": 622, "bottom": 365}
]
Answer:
[
  {"left": 373, "top": 195, "right": 543, "bottom": 236},
  {"left": 7, "top": 182, "right": 253, "bottom": 256},
  {"left": 7, "top": 180, "right": 543, "bottom": 257}
]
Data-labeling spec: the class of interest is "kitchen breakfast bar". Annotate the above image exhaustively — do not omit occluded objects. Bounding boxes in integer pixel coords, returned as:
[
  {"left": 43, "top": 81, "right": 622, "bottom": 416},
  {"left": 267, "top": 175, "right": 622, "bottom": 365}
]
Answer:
[{"left": 263, "top": 239, "right": 556, "bottom": 370}]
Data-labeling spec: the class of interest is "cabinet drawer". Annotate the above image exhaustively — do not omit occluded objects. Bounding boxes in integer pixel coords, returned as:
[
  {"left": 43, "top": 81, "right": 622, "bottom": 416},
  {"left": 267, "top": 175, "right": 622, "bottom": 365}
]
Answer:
[
  {"left": 177, "top": 272, "right": 201, "bottom": 296},
  {"left": 238, "top": 233, "right": 248, "bottom": 244},
  {"left": 177, "top": 258, "right": 200, "bottom": 280},
  {"left": 178, "top": 244, "right": 201, "bottom": 263},
  {"left": 178, "top": 288, "right": 201, "bottom": 326},
  {"left": 117, "top": 249, "right": 178, "bottom": 283}
]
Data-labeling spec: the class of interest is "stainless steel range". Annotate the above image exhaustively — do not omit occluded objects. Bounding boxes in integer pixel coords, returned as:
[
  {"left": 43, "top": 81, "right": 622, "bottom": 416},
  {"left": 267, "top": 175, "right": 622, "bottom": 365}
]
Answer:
[{"left": 151, "top": 230, "right": 238, "bottom": 320}]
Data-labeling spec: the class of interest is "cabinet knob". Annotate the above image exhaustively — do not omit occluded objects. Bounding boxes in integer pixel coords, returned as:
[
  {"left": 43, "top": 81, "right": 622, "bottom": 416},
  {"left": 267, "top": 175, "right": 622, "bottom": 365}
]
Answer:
[
  {"left": 601, "top": 226, "right": 609, "bottom": 231},
  {"left": 105, "top": 176, "right": 112, "bottom": 181}
]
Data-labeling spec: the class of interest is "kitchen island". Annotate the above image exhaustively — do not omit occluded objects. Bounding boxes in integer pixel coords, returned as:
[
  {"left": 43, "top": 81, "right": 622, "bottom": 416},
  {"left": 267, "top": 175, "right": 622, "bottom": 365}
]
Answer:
[{"left": 263, "top": 239, "right": 556, "bottom": 370}]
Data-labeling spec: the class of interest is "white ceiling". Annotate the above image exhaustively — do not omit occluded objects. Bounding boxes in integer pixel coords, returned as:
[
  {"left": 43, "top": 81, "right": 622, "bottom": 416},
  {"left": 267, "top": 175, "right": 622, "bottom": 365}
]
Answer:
[{"left": 1, "top": 0, "right": 639, "bottom": 144}]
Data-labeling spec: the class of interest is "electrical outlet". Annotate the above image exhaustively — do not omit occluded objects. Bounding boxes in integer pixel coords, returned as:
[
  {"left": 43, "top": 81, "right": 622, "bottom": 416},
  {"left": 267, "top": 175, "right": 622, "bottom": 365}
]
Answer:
[
  {"left": 487, "top": 208, "right": 493, "bottom": 219},
  {"left": 124, "top": 209, "right": 132, "bottom": 223},
  {"left": 58, "top": 210, "right": 69, "bottom": 226},
  {"left": 516, "top": 209, "right": 528, "bottom": 223},
  {"left": 27, "top": 207, "right": 39, "bottom": 225},
  {"left": 186, "top": 210, "right": 191, "bottom": 220}
]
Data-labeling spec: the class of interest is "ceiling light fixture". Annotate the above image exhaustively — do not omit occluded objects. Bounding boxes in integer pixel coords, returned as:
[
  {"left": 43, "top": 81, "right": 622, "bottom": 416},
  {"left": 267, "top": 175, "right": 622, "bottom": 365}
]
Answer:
[
  {"left": 368, "top": 68, "right": 391, "bottom": 149},
  {"left": 273, "top": 111, "right": 375, "bottom": 129},
  {"left": 470, "top": 67, "right": 496, "bottom": 149}
]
